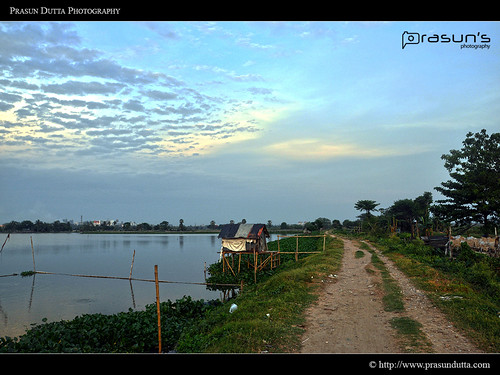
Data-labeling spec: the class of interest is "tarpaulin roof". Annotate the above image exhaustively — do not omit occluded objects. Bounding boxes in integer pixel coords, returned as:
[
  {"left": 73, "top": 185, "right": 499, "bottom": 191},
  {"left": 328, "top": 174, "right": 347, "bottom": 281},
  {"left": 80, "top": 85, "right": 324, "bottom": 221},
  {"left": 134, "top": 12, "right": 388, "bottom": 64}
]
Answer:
[{"left": 218, "top": 223, "right": 270, "bottom": 239}]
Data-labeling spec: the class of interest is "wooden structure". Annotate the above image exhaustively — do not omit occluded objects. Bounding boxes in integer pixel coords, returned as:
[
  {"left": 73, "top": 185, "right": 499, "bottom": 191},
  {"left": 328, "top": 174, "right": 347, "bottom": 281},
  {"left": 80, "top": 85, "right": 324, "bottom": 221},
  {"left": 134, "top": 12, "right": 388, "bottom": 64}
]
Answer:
[
  {"left": 218, "top": 224, "right": 327, "bottom": 281},
  {"left": 218, "top": 223, "right": 272, "bottom": 282},
  {"left": 219, "top": 223, "right": 270, "bottom": 253}
]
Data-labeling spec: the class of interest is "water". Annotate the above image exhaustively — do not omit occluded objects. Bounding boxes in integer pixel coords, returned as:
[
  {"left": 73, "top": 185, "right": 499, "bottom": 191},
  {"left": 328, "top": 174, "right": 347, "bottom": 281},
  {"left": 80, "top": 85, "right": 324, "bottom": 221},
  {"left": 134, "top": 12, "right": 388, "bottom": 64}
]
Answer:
[{"left": 0, "top": 232, "right": 269, "bottom": 338}]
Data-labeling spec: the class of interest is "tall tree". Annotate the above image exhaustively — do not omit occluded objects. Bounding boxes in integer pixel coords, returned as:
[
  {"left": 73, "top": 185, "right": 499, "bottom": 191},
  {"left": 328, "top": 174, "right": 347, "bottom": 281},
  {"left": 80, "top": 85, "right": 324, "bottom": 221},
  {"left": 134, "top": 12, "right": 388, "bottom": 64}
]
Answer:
[
  {"left": 354, "top": 200, "right": 380, "bottom": 218},
  {"left": 434, "top": 129, "right": 500, "bottom": 235}
]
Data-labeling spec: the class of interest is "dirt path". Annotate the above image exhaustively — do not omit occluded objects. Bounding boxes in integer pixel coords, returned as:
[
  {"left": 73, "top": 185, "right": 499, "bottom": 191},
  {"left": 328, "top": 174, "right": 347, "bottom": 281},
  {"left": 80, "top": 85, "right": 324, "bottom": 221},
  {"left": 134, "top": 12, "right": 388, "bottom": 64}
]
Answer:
[{"left": 299, "top": 237, "right": 480, "bottom": 353}]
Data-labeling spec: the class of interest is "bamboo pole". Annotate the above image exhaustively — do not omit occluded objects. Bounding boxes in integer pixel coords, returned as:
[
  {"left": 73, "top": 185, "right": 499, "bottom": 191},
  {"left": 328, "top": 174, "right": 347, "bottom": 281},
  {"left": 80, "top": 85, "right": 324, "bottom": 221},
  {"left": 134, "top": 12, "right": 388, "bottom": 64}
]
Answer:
[
  {"left": 129, "top": 250, "right": 135, "bottom": 279},
  {"left": 30, "top": 236, "right": 36, "bottom": 272},
  {"left": 254, "top": 250, "right": 257, "bottom": 283},
  {"left": 129, "top": 280, "right": 136, "bottom": 309},
  {"left": 0, "top": 233, "right": 10, "bottom": 253},
  {"left": 295, "top": 236, "right": 298, "bottom": 261},
  {"left": 154, "top": 265, "right": 161, "bottom": 354},
  {"left": 224, "top": 256, "right": 236, "bottom": 276},
  {"left": 276, "top": 235, "right": 326, "bottom": 238},
  {"left": 33, "top": 270, "right": 240, "bottom": 287}
]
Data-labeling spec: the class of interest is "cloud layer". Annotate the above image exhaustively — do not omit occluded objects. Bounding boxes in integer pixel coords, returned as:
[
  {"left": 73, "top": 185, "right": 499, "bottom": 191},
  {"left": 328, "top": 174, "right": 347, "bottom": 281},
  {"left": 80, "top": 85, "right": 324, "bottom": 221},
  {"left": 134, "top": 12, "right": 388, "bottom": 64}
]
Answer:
[{"left": 0, "top": 22, "right": 283, "bottom": 171}]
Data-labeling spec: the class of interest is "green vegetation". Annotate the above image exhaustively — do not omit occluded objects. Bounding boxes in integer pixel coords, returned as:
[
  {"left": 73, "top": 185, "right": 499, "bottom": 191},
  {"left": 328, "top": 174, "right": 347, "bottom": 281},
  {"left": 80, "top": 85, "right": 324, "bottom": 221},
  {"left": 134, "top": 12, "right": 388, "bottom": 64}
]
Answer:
[
  {"left": 206, "top": 235, "right": 324, "bottom": 287},
  {"left": 176, "top": 235, "right": 343, "bottom": 352},
  {"left": 366, "top": 245, "right": 404, "bottom": 313},
  {"left": 390, "top": 317, "right": 432, "bottom": 352},
  {"left": 0, "top": 296, "right": 221, "bottom": 353},
  {"left": 1, "top": 236, "right": 343, "bottom": 353},
  {"left": 371, "top": 235, "right": 500, "bottom": 352},
  {"left": 354, "top": 250, "right": 365, "bottom": 258},
  {"left": 20, "top": 270, "right": 36, "bottom": 277},
  {"left": 434, "top": 129, "right": 500, "bottom": 236},
  {"left": 361, "top": 240, "right": 431, "bottom": 352}
]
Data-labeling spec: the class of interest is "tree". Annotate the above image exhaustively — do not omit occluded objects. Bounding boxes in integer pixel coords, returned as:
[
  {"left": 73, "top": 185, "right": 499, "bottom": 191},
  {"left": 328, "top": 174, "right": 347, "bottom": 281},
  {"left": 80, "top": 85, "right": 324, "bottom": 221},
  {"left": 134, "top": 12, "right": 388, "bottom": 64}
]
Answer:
[
  {"left": 159, "top": 221, "right": 169, "bottom": 231},
  {"left": 331, "top": 219, "right": 342, "bottom": 230},
  {"left": 434, "top": 129, "right": 500, "bottom": 236},
  {"left": 386, "top": 199, "right": 418, "bottom": 235},
  {"left": 314, "top": 217, "right": 331, "bottom": 230},
  {"left": 178, "top": 219, "right": 185, "bottom": 231},
  {"left": 354, "top": 200, "right": 380, "bottom": 218},
  {"left": 137, "top": 222, "right": 152, "bottom": 231}
]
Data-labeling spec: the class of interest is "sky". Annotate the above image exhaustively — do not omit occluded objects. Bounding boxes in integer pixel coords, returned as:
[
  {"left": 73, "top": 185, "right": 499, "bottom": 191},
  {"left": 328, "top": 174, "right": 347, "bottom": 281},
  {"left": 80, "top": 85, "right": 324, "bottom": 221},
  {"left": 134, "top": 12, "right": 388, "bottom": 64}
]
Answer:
[{"left": 0, "top": 21, "right": 499, "bottom": 226}]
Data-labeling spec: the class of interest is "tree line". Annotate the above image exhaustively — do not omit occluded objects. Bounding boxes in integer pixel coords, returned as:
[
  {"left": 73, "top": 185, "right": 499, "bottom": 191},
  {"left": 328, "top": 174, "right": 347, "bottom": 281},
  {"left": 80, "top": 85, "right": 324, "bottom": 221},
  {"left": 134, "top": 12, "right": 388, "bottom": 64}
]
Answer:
[{"left": 353, "top": 129, "right": 499, "bottom": 237}]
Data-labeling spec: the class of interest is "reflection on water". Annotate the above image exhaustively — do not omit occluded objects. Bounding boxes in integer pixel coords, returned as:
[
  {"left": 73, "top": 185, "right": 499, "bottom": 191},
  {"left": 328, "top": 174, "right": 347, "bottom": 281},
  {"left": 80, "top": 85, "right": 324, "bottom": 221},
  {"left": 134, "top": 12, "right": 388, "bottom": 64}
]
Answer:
[{"left": 0, "top": 233, "right": 241, "bottom": 338}]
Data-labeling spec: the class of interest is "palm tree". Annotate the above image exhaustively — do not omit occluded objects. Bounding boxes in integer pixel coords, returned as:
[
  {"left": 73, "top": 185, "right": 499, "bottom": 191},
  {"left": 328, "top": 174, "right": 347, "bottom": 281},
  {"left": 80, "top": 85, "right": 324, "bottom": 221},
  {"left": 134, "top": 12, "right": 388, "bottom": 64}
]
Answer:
[{"left": 354, "top": 200, "right": 380, "bottom": 218}]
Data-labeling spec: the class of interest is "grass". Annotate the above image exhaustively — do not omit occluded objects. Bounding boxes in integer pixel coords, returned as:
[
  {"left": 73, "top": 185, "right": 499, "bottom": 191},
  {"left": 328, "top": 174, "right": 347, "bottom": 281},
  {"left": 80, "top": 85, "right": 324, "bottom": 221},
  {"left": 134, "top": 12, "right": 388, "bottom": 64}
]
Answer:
[
  {"left": 390, "top": 317, "right": 432, "bottom": 353},
  {"left": 176, "top": 235, "right": 344, "bottom": 352},
  {"left": 360, "top": 240, "right": 431, "bottom": 352},
  {"left": 355, "top": 250, "right": 365, "bottom": 258},
  {"left": 371, "top": 236, "right": 500, "bottom": 352},
  {"left": 363, "top": 243, "right": 405, "bottom": 312}
]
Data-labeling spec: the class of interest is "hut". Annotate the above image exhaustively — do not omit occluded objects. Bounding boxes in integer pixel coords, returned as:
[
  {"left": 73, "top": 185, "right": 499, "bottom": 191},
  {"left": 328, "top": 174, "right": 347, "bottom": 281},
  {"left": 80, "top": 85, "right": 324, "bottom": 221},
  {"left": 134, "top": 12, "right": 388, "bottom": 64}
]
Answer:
[
  {"left": 217, "top": 223, "right": 271, "bottom": 280},
  {"left": 218, "top": 223, "right": 270, "bottom": 253}
]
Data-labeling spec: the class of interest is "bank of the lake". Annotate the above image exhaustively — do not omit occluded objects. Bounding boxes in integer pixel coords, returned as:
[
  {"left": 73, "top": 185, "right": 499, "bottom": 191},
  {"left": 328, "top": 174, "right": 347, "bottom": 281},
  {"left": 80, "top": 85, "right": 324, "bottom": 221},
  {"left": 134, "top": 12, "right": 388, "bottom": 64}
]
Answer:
[{"left": 0, "top": 235, "right": 343, "bottom": 353}]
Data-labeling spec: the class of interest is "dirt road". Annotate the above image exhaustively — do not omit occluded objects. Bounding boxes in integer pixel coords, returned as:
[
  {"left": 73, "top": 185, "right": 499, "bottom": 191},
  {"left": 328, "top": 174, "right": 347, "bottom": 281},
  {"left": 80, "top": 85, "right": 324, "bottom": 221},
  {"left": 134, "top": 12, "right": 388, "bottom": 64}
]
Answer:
[{"left": 299, "top": 237, "right": 480, "bottom": 353}]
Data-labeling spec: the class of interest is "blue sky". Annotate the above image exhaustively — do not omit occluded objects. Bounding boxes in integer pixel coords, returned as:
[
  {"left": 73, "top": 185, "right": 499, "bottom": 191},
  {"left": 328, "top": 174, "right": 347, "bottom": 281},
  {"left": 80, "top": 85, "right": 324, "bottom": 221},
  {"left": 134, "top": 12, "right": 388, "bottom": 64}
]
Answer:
[{"left": 1, "top": 21, "right": 499, "bottom": 225}]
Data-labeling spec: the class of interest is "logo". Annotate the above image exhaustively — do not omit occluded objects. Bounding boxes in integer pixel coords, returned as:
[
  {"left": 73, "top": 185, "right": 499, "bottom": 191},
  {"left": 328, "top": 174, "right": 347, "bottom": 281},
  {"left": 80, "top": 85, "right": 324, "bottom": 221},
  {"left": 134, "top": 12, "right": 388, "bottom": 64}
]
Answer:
[
  {"left": 402, "top": 31, "right": 491, "bottom": 50},
  {"left": 402, "top": 31, "right": 420, "bottom": 49}
]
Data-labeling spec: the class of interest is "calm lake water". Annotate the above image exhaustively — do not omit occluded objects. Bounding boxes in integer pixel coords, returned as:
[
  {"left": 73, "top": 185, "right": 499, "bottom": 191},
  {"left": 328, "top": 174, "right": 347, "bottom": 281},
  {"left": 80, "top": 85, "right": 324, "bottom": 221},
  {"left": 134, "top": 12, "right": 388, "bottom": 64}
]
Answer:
[{"left": 0, "top": 232, "right": 280, "bottom": 338}]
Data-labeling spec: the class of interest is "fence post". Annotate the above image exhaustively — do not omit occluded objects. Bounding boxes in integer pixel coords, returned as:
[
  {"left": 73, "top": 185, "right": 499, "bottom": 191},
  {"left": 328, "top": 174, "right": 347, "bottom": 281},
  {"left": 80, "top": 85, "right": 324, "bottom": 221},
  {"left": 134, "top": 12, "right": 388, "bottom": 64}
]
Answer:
[
  {"left": 295, "top": 236, "right": 298, "bottom": 261},
  {"left": 154, "top": 265, "right": 162, "bottom": 353},
  {"left": 129, "top": 250, "right": 135, "bottom": 279},
  {"left": 30, "top": 236, "right": 36, "bottom": 272}
]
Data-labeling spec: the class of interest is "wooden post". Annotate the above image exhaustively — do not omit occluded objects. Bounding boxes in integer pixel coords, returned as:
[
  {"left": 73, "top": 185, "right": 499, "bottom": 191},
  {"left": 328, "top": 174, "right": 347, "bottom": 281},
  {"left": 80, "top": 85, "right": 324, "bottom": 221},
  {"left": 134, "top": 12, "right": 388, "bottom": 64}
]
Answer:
[
  {"left": 0, "top": 233, "right": 10, "bottom": 253},
  {"left": 30, "top": 236, "right": 36, "bottom": 272},
  {"left": 254, "top": 250, "right": 257, "bottom": 283},
  {"left": 323, "top": 235, "right": 326, "bottom": 252},
  {"left": 277, "top": 235, "right": 281, "bottom": 266},
  {"left": 295, "top": 236, "right": 298, "bottom": 262},
  {"left": 154, "top": 265, "right": 162, "bottom": 353},
  {"left": 129, "top": 250, "right": 135, "bottom": 279}
]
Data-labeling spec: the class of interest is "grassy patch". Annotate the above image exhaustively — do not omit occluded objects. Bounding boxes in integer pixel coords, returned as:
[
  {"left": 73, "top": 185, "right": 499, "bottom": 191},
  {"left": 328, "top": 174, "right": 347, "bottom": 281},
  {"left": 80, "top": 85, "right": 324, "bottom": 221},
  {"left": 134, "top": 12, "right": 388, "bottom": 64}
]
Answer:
[
  {"left": 355, "top": 250, "right": 365, "bottom": 258},
  {"left": 367, "top": 248, "right": 405, "bottom": 312},
  {"left": 390, "top": 317, "right": 432, "bottom": 353},
  {"left": 176, "top": 236, "right": 344, "bottom": 353}
]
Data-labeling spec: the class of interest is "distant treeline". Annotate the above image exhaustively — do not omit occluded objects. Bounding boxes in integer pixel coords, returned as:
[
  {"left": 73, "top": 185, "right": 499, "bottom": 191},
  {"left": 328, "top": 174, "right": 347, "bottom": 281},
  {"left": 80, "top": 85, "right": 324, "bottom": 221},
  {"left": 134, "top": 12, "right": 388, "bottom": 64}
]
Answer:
[
  {"left": 1, "top": 220, "right": 72, "bottom": 233},
  {"left": 0, "top": 217, "right": 359, "bottom": 233}
]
